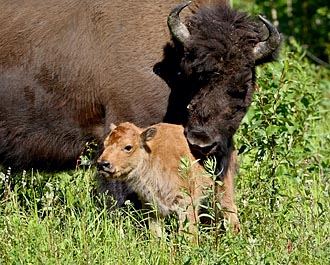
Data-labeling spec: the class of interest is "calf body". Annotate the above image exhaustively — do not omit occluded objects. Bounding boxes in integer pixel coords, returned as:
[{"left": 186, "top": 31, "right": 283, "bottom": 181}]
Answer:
[{"left": 97, "top": 122, "right": 240, "bottom": 236}]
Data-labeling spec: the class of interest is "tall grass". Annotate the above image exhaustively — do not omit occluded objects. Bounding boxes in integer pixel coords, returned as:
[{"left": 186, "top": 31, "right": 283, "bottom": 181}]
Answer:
[{"left": 1, "top": 43, "right": 329, "bottom": 263}]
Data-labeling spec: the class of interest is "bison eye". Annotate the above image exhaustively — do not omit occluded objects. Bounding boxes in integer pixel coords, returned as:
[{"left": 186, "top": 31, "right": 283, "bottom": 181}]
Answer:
[
  {"left": 187, "top": 103, "right": 195, "bottom": 111},
  {"left": 124, "top": 145, "right": 133, "bottom": 152}
]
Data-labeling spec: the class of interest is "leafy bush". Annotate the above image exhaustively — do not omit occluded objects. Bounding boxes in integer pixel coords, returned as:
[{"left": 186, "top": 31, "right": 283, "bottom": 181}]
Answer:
[{"left": 234, "top": 39, "right": 330, "bottom": 263}]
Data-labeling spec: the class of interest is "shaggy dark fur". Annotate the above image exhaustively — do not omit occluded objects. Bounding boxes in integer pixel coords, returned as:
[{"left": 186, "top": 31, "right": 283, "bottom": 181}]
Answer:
[
  {"left": 0, "top": 0, "right": 280, "bottom": 207},
  {"left": 180, "top": 5, "right": 265, "bottom": 174},
  {"left": 160, "top": 4, "right": 280, "bottom": 177}
]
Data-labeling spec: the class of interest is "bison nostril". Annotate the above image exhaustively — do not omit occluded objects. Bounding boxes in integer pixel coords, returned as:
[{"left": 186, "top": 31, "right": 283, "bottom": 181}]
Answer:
[
  {"left": 184, "top": 128, "right": 218, "bottom": 155},
  {"left": 189, "top": 140, "right": 218, "bottom": 155}
]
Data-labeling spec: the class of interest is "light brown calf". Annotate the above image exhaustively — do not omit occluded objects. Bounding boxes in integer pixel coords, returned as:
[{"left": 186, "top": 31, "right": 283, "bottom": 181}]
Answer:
[{"left": 97, "top": 122, "right": 240, "bottom": 237}]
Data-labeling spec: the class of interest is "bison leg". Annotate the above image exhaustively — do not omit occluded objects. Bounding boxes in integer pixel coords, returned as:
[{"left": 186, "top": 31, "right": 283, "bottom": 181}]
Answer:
[{"left": 216, "top": 150, "right": 240, "bottom": 233}]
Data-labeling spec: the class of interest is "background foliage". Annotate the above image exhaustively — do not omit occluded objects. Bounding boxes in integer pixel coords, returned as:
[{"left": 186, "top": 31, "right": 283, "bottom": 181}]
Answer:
[{"left": 234, "top": 0, "right": 330, "bottom": 65}]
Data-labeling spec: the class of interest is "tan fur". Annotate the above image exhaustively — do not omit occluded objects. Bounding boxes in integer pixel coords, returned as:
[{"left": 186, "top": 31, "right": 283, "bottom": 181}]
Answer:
[{"left": 98, "top": 122, "right": 240, "bottom": 238}]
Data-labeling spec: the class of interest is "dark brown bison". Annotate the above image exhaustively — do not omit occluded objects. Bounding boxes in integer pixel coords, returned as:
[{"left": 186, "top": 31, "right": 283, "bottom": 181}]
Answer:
[
  {"left": 0, "top": 0, "right": 281, "bottom": 206},
  {"left": 97, "top": 122, "right": 239, "bottom": 238}
]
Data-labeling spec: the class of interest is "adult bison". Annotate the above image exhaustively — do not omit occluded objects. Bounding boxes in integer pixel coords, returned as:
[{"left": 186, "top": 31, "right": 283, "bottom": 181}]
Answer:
[{"left": 0, "top": 0, "right": 281, "bottom": 207}]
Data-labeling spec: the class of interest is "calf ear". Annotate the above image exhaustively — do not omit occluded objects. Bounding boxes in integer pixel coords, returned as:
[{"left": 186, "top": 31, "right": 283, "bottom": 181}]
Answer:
[
  {"left": 110, "top": 123, "right": 117, "bottom": 131},
  {"left": 141, "top": 127, "right": 157, "bottom": 143},
  {"left": 140, "top": 127, "right": 157, "bottom": 152}
]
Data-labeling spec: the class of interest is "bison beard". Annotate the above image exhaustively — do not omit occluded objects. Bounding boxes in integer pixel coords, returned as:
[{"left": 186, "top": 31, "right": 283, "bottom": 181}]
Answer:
[{"left": 0, "top": 1, "right": 281, "bottom": 210}]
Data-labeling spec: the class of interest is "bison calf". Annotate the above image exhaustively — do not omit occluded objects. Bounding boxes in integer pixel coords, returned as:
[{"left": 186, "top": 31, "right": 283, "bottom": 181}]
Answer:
[{"left": 97, "top": 122, "right": 240, "bottom": 238}]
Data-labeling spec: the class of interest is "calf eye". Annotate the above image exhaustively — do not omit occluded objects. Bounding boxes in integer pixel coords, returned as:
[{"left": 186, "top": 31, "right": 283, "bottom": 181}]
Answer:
[{"left": 124, "top": 145, "right": 133, "bottom": 152}]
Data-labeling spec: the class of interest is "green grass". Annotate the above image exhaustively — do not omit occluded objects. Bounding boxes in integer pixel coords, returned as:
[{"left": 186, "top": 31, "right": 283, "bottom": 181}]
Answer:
[{"left": 1, "top": 42, "right": 329, "bottom": 264}]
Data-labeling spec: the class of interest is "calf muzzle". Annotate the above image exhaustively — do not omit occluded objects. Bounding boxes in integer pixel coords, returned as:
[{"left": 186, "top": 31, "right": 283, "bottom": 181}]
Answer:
[{"left": 97, "top": 161, "right": 115, "bottom": 174}]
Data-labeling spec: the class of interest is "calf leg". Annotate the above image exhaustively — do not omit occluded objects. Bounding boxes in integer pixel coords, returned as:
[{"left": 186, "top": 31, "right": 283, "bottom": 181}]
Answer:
[
  {"left": 149, "top": 218, "right": 165, "bottom": 239},
  {"left": 216, "top": 150, "right": 240, "bottom": 233}
]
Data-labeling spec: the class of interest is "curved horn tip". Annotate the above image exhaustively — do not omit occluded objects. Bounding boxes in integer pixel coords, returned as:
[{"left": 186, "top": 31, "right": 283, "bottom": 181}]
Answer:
[
  {"left": 168, "top": 1, "right": 192, "bottom": 20},
  {"left": 258, "top": 15, "right": 281, "bottom": 39},
  {"left": 258, "top": 15, "right": 276, "bottom": 30},
  {"left": 253, "top": 14, "right": 281, "bottom": 60},
  {"left": 175, "top": 1, "right": 192, "bottom": 12},
  {"left": 258, "top": 15, "right": 269, "bottom": 23}
]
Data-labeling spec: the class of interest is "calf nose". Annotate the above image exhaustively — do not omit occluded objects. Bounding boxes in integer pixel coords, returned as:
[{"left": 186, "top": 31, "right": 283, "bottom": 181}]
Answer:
[{"left": 97, "top": 161, "right": 111, "bottom": 171}]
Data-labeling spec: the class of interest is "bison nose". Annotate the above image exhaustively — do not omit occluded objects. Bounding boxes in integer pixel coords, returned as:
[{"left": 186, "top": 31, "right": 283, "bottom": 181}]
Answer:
[
  {"left": 97, "top": 161, "right": 114, "bottom": 173},
  {"left": 184, "top": 128, "right": 217, "bottom": 155}
]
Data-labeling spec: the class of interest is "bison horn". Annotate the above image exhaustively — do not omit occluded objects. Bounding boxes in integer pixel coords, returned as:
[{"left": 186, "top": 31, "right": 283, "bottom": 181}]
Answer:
[
  {"left": 168, "top": 1, "right": 192, "bottom": 44},
  {"left": 253, "top": 15, "right": 281, "bottom": 60}
]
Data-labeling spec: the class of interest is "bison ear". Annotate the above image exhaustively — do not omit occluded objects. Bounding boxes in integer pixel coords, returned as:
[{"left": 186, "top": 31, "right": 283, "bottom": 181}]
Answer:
[
  {"left": 110, "top": 123, "right": 117, "bottom": 131},
  {"left": 141, "top": 127, "right": 157, "bottom": 143}
]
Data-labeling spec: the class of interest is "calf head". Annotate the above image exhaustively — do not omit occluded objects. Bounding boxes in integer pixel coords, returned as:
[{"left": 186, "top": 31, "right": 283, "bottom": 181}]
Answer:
[{"left": 97, "top": 122, "right": 157, "bottom": 178}]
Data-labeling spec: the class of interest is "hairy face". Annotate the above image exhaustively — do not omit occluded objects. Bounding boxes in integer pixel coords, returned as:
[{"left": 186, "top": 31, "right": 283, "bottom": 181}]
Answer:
[
  {"left": 176, "top": 6, "right": 264, "bottom": 156},
  {"left": 97, "top": 122, "right": 157, "bottom": 178},
  {"left": 181, "top": 38, "right": 257, "bottom": 156},
  {"left": 97, "top": 123, "right": 143, "bottom": 179},
  {"left": 184, "top": 62, "right": 255, "bottom": 156}
]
